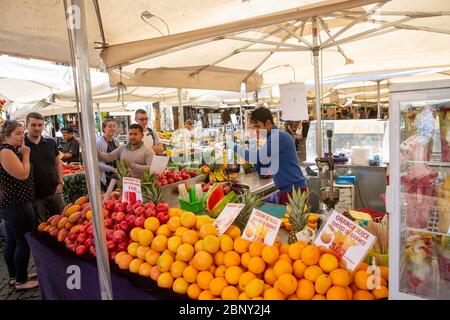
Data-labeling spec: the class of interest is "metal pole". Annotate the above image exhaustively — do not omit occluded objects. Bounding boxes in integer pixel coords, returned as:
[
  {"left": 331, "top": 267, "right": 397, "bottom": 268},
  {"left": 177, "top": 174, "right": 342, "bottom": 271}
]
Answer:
[
  {"left": 312, "top": 17, "right": 323, "bottom": 158},
  {"left": 71, "top": 0, "right": 113, "bottom": 300},
  {"left": 376, "top": 80, "right": 381, "bottom": 119},
  {"left": 178, "top": 88, "right": 187, "bottom": 163}
]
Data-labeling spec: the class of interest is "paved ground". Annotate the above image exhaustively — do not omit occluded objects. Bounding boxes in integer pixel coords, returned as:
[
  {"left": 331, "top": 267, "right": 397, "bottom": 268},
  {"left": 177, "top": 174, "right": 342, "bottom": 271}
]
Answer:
[{"left": 0, "top": 239, "right": 41, "bottom": 300}]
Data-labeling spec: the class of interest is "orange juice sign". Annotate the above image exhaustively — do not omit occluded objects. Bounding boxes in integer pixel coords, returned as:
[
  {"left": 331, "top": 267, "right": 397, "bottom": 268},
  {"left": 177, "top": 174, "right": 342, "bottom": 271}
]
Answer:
[
  {"left": 242, "top": 209, "right": 281, "bottom": 245},
  {"left": 122, "top": 177, "right": 143, "bottom": 204},
  {"left": 214, "top": 203, "right": 245, "bottom": 236},
  {"left": 314, "top": 210, "right": 376, "bottom": 271}
]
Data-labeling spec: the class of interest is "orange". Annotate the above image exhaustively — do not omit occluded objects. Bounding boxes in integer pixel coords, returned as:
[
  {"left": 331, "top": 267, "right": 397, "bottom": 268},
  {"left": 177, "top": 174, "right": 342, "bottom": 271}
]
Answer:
[
  {"left": 151, "top": 235, "right": 168, "bottom": 252},
  {"left": 176, "top": 243, "right": 195, "bottom": 262},
  {"left": 130, "top": 227, "right": 143, "bottom": 242},
  {"left": 238, "top": 271, "right": 257, "bottom": 292},
  {"left": 300, "top": 245, "right": 321, "bottom": 266},
  {"left": 127, "top": 242, "right": 140, "bottom": 257},
  {"left": 197, "top": 271, "right": 214, "bottom": 290},
  {"left": 215, "top": 265, "right": 227, "bottom": 278},
  {"left": 157, "top": 272, "right": 174, "bottom": 289},
  {"left": 249, "top": 242, "right": 264, "bottom": 257},
  {"left": 264, "top": 268, "right": 277, "bottom": 285},
  {"left": 245, "top": 278, "right": 264, "bottom": 298},
  {"left": 239, "top": 292, "right": 250, "bottom": 300},
  {"left": 209, "top": 265, "right": 216, "bottom": 275},
  {"left": 138, "top": 262, "right": 152, "bottom": 277},
  {"left": 354, "top": 270, "right": 371, "bottom": 290},
  {"left": 172, "top": 277, "right": 189, "bottom": 295},
  {"left": 144, "top": 217, "right": 160, "bottom": 232},
  {"left": 311, "top": 294, "right": 326, "bottom": 300},
  {"left": 287, "top": 294, "right": 298, "bottom": 300},
  {"left": 183, "top": 265, "right": 198, "bottom": 283},
  {"left": 233, "top": 237, "right": 250, "bottom": 254},
  {"left": 357, "top": 262, "right": 369, "bottom": 272},
  {"left": 150, "top": 265, "right": 161, "bottom": 281},
  {"left": 241, "top": 252, "right": 251, "bottom": 268},
  {"left": 138, "top": 229, "right": 154, "bottom": 246},
  {"left": 129, "top": 258, "right": 144, "bottom": 273},
  {"left": 209, "top": 277, "right": 228, "bottom": 296},
  {"left": 195, "top": 215, "right": 211, "bottom": 230},
  {"left": 175, "top": 226, "right": 189, "bottom": 238},
  {"left": 248, "top": 257, "right": 266, "bottom": 275},
  {"left": 192, "top": 251, "right": 213, "bottom": 271},
  {"left": 278, "top": 273, "right": 297, "bottom": 296},
  {"left": 168, "top": 207, "right": 183, "bottom": 218},
  {"left": 136, "top": 246, "right": 151, "bottom": 260},
  {"left": 214, "top": 251, "right": 225, "bottom": 266},
  {"left": 199, "top": 222, "right": 217, "bottom": 239},
  {"left": 273, "top": 260, "right": 293, "bottom": 278},
  {"left": 371, "top": 285, "right": 388, "bottom": 300},
  {"left": 144, "top": 249, "right": 160, "bottom": 265},
  {"left": 326, "top": 285, "right": 349, "bottom": 300},
  {"left": 225, "top": 266, "right": 243, "bottom": 285},
  {"left": 220, "top": 235, "right": 234, "bottom": 252},
  {"left": 162, "top": 249, "right": 175, "bottom": 259},
  {"left": 118, "top": 254, "right": 133, "bottom": 270},
  {"left": 353, "top": 290, "right": 375, "bottom": 300},
  {"left": 167, "top": 216, "right": 181, "bottom": 232},
  {"left": 279, "top": 243, "right": 290, "bottom": 255},
  {"left": 293, "top": 260, "right": 307, "bottom": 279},
  {"left": 262, "top": 246, "right": 280, "bottom": 264},
  {"left": 187, "top": 283, "right": 201, "bottom": 300},
  {"left": 203, "top": 235, "right": 220, "bottom": 254},
  {"left": 315, "top": 274, "right": 332, "bottom": 295},
  {"left": 296, "top": 279, "right": 315, "bottom": 300},
  {"left": 319, "top": 253, "right": 339, "bottom": 273},
  {"left": 279, "top": 253, "right": 293, "bottom": 264},
  {"left": 194, "top": 239, "right": 204, "bottom": 253},
  {"left": 156, "top": 224, "right": 171, "bottom": 237},
  {"left": 114, "top": 251, "right": 127, "bottom": 265},
  {"left": 225, "top": 225, "right": 241, "bottom": 239},
  {"left": 182, "top": 230, "right": 198, "bottom": 245},
  {"left": 224, "top": 251, "right": 241, "bottom": 267},
  {"left": 157, "top": 254, "right": 174, "bottom": 272},
  {"left": 167, "top": 236, "right": 183, "bottom": 253},
  {"left": 264, "top": 288, "right": 284, "bottom": 300},
  {"left": 346, "top": 286, "right": 353, "bottom": 300},
  {"left": 304, "top": 265, "right": 324, "bottom": 282},
  {"left": 170, "top": 260, "right": 187, "bottom": 278},
  {"left": 198, "top": 290, "right": 214, "bottom": 300},
  {"left": 222, "top": 286, "right": 239, "bottom": 300},
  {"left": 180, "top": 211, "right": 197, "bottom": 228},
  {"left": 288, "top": 241, "right": 307, "bottom": 261},
  {"left": 380, "top": 266, "right": 389, "bottom": 282},
  {"left": 330, "top": 268, "right": 351, "bottom": 287}
]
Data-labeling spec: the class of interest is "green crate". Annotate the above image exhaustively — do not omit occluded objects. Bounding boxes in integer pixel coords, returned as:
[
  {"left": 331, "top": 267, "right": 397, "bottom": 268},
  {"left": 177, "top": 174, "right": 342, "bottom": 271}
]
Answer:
[{"left": 178, "top": 198, "right": 204, "bottom": 214}]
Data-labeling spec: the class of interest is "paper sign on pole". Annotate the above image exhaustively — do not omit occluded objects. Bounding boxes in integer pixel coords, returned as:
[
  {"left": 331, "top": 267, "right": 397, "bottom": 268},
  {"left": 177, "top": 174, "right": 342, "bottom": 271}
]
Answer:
[
  {"left": 149, "top": 155, "right": 170, "bottom": 174},
  {"left": 213, "top": 203, "right": 245, "bottom": 236},
  {"left": 122, "top": 177, "right": 142, "bottom": 204},
  {"left": 242, "top": 209, "right": 281, "bottom": 246},
  {"left": 279, "top": 82, "right": 308, "bottom": 121},
  {"left": 314, "top": 210, "right": 376, "bottom": 272}
]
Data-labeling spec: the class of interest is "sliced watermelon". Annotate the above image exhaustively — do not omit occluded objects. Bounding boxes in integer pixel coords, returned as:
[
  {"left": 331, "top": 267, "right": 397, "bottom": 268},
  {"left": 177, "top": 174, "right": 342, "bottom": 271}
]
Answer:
[{"left": 207, "top": 185, "right": 225, "bottom": 210}]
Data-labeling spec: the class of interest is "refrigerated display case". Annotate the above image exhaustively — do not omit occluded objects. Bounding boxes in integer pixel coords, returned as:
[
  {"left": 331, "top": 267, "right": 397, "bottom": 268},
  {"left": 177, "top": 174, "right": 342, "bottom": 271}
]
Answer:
[{"left": 389, "top": 80, "right": 450, "bottom": 300}]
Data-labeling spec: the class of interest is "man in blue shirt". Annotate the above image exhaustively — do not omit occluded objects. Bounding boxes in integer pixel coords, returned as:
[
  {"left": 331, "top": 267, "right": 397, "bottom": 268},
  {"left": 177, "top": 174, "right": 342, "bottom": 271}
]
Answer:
[{"left": 229, "top": 107, "right": 307, "bottom": 204}]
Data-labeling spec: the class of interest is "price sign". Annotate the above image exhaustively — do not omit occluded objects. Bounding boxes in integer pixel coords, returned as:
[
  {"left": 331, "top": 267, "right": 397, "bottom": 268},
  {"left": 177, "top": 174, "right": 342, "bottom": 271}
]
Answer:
[{"left": 122, "top": 177, "right": 143, "bottom": 204}]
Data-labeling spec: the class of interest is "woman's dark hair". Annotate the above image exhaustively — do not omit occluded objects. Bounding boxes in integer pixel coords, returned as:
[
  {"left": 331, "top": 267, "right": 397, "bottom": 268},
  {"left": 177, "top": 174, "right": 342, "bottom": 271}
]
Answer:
[
  {"left": 250, "top": 107, "right": 274, "bottom": 125},
  {"left": 102, "top": 118, "right": 116, "bottom": 133},
  {"left": 0, "top": 120, "right": 23, "bottom": 143},
  {"left": 129, "top": 123, "right": 144, "bottom": 134}
]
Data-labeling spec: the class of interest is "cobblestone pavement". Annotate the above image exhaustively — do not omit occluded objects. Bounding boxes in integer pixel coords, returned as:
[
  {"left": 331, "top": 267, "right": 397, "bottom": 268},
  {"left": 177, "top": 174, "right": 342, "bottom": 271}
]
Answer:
[{"left": 0, "top": 242, "right": 41, "bottom": 300}]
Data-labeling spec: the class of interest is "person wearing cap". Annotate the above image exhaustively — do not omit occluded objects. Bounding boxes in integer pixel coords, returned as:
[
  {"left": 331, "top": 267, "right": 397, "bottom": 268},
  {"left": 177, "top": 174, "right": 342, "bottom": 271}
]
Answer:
[
  {"left": 134, "top": 109, "right": 164, "bottom": 154},
  {"left": 60, "top": 127, "right": 80, "bottom": 163}
]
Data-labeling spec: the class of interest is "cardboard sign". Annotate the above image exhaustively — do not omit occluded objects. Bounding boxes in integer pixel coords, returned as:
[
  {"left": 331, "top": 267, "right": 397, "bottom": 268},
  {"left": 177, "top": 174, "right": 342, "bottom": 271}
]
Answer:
[
  {"left": 214, "top": 203, "right": 245, "bottom": 236},
  {"left": 242, "top": 209, "right": 281, "bottom": 246},
  {"left": 122, "top": 177, "right": 142, "bottom": 204},
  {"left": 279, "top": 82, "right": 308, "bottom": 121},
  {"left": 314, "top": 210, "right": 376, "bottom": 272},
  {"left": 149, "top": 155, "right": 170, "bottom": 174}
]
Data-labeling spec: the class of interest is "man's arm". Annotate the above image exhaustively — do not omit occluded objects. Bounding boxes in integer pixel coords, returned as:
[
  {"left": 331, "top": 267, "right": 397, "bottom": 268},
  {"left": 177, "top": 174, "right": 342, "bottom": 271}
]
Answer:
[
  {"left": 55, "top": 155, "right": 64, "bottom": 193},
  {"left": 98, "top": 146, "right": 122, "bottom": 162},
  {"left": 152, "top": 133, "right": 164, "bottom": 154}
]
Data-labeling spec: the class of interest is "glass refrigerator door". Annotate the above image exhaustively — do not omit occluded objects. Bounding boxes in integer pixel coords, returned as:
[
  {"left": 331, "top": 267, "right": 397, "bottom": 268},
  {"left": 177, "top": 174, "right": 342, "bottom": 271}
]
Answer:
[{"left": 394, "top": 98, "right": 450, "bottom": 300}]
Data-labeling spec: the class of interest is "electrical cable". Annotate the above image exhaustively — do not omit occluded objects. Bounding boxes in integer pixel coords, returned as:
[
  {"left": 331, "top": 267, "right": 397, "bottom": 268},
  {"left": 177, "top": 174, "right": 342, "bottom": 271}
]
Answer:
[{"left": 354, "top": 173, "right": 366, "bottom": 208}]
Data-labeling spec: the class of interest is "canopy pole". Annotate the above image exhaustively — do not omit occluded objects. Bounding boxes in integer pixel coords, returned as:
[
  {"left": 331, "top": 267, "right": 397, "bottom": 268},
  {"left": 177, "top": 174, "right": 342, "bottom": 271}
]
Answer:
[
  {"left": 71, "top": 0, "right": 113, "bottom": 300},
  {"left": 312, "top": 17, "right": 323, "bottom": 158},
  {"left": 178, "top": 88, "right": 187, "bottom": 163},
  {"left": 376, "top": 80, "right": 381, "bottom": 119}
]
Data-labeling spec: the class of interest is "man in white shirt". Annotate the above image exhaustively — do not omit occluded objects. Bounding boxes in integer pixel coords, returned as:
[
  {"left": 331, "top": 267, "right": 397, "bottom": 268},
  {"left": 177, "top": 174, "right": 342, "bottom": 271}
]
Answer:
[{"left": 134, "top": 109, "right": 164, "bottom": 154}]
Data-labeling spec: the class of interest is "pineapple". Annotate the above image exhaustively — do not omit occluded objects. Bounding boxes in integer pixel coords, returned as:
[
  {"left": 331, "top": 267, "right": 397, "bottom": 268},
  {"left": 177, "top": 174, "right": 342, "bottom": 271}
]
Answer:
[
  {"left": 115, "top": 160, "right": 131, "bottom": 189},
  {"left": 286, "top": 188, "right": 310, "bottom": 244},
  {"left": 141, "top": 170, "right": 162, "bottom": 204},
  {"left": 234, "top": 190, "right": 266, "bottom": 231}
]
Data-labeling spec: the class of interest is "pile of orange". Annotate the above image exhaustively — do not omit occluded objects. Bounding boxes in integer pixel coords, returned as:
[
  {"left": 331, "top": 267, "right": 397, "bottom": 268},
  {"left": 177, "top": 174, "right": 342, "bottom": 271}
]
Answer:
[{"left": 114, "top": 209, "right": 389, "bottom": 300}]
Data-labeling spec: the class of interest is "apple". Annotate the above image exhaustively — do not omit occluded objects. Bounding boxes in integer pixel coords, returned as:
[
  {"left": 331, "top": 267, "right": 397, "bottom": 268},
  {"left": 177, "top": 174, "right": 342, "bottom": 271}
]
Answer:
[
  {"left": 117, "top": 242, "right": 128, "bottom": 252},
  {"left": 79, "top": 224, "right": 87, "bottom": 233},
  {"left": 126, "top": 214, "right": 136, "bottom": 227},
  {"left": 85, "top": 238, "right": 94, "bottom": 248},
  {"left": 161, "top": 179, "right": 168, "bottom": 185},
  {"left": 76, "top": 245, "right": 88, "bottom": 255},
  {"left": 87, "top": 225, "right": 94, "bottom": 236},
  {"left": 126, "top": 204, "right": 134, "bottom": 214},
  {"left": 115, "top": 212, "right": 126, "bottom": 223},
  {"left": 135, "top": 216, "right": 145, "bottom": 228},
  {"left": 156, "top": 181, "right": 162, "bottom": 187},
  {"left": 109, "top": 251, "right": 118, "bottom": 261},
  {"left": 156, "top": 202, "right": 169, "bottom": 213},
  {"left": 157, "top": 212, "right": 169, "bottom": 224},
  {"left": 68, "top": 232, "right": 78, "bottom": 242},
  {"left": 115, "top": 203, "right": 125, "bottom": 213},
  {"left": 119, "top": 220, "right": 130, "bottom": 232},
  {"left": 112, "top": 230, "right": 127, "bottom": 243},
  {"left": 104, "top": 218, "right": 114, "bottom": 229},
  {"left": 106, "top": 229, "right": 114, "bottom": 241},
  {"left": 223, "top": 186, "right": 231, "bottom": 195},
  {"left": 77, "top": 233, "right": 87, "bottom": 244},
  {"left": 67, "top": 242, "right": 76, "bottom": 252},
  {"left": 145, "top": 201, "right": 155, "bottom": 209},
  {"left": 134, "top": 207, "right": 145, "bottom": 217},
  {"left": 89, "top": 246, "right": 96, "bottom": 257},
  {"left": 105, "top": 200, "right": 115, "bottom": 212},
  {"left": 190, "top": 170, "right": 197, "bottom": 177},
  {"left": 107, "top": 240, "right": 117, "bottom": 251},
  {"left": 168, "top": 178, "right": 174, "bottom": 184},
  {"left": 144, "top": 208, "right": 156, "bottom": 218}
]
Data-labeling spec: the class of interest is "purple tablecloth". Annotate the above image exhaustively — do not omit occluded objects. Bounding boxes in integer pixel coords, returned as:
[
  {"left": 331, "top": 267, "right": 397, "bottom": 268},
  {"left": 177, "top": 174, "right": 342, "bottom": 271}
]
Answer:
[{"left": 26, "top": 232, "right": 187, "bottom": 300}]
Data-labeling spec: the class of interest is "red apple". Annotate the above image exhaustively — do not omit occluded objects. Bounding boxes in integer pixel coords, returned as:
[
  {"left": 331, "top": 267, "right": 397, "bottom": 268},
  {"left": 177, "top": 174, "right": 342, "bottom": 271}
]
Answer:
[
  {"left": 145, "top": 201, "right": 155, "bottom": 209},
  {"left": 76, "top": 245, "right": 88, "bottom": 255},
  {"left": 134, "top": 207, "right": 145, "bottom": 216},
  {"left": 77, "top": 233, "right": 87, "bottom": 244},
  {"left": 119, "top": 220, "right": 130, "bottom": 232},
  {"left": 126, "top": 214, "right": 137, "bottom": 226},
  {"left": 157, "top": 212, "right": 169, "bottom": 224},
  {"left": 107, "top": 240, "right": 117, "bottom": 251},
  {"left": 126, "top": 204, "right": 134, "bottom": 214},
  {"left": 85, "top": 238, "right": 94, "bottom": 248},
  {"left": 89, "top": 246, "right": 96, "bottom": 257},
  {"left": 167, "top": 178, "right": 175, "bottom": 184},
  {"left": 105, "top": 229, "right": 114, "bottom": 241},
  {"left": 135, "top": 216, "right": 145, "bottom": 228},
  {"left": 68, "top": 231, "right": 78, "bottom": 242},
  {"left": 87, "top": 225, "right": 94, "bottom": 236},
  {"left": 79, "top": 225, "right": 87, "bottom": 233},
  {"left": 115, "top": 212, "right": 126, "bottom": 223},
  {"left": 117, "top": 242, "right": 128, "bottom": 252},
  {"left": 105, "top": 200, "right": 115, "bottom": 212},
  {"left": 115, "top": 203, "right": 125, "bottom": 213},
  {"left": 156, "top": 202, "right": 169, "bottom": 213},
  {"left": 112, "top": 230, "right": 127, "bottom": 243},
  {"left": 144, "top": 208, "right": 157, "bottom": 218},
  {"left": 104, "top": 218, "right": 114, "bottom": 229},
  {"left": 156, "top": 181, "right": 162, "bottom": 186}
]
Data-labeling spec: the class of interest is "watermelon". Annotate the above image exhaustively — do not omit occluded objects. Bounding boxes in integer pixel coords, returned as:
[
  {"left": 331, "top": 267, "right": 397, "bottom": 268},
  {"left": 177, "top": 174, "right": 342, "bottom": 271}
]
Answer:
[
  {"left": 207, "top": 185, "right": 225, "bottom": 210},
  {"left": 203, "top": 184, "right": 238, "bottom": 218}
]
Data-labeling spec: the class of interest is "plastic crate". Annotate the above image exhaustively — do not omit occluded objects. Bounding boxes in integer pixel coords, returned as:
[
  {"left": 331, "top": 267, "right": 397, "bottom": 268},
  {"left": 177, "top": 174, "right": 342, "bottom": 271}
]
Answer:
[
  {"left": 335, "top": 175, "right": 356, "bottom": 185},
  {"left": 178, "top": 198, "right": 204, "bottom": 214}
]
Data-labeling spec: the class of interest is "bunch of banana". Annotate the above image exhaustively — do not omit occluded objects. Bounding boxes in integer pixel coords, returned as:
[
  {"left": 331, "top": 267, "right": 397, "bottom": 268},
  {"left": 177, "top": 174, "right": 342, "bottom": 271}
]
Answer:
[{"left": 208, "top": 165, "right": 227, "bottom": 182}]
